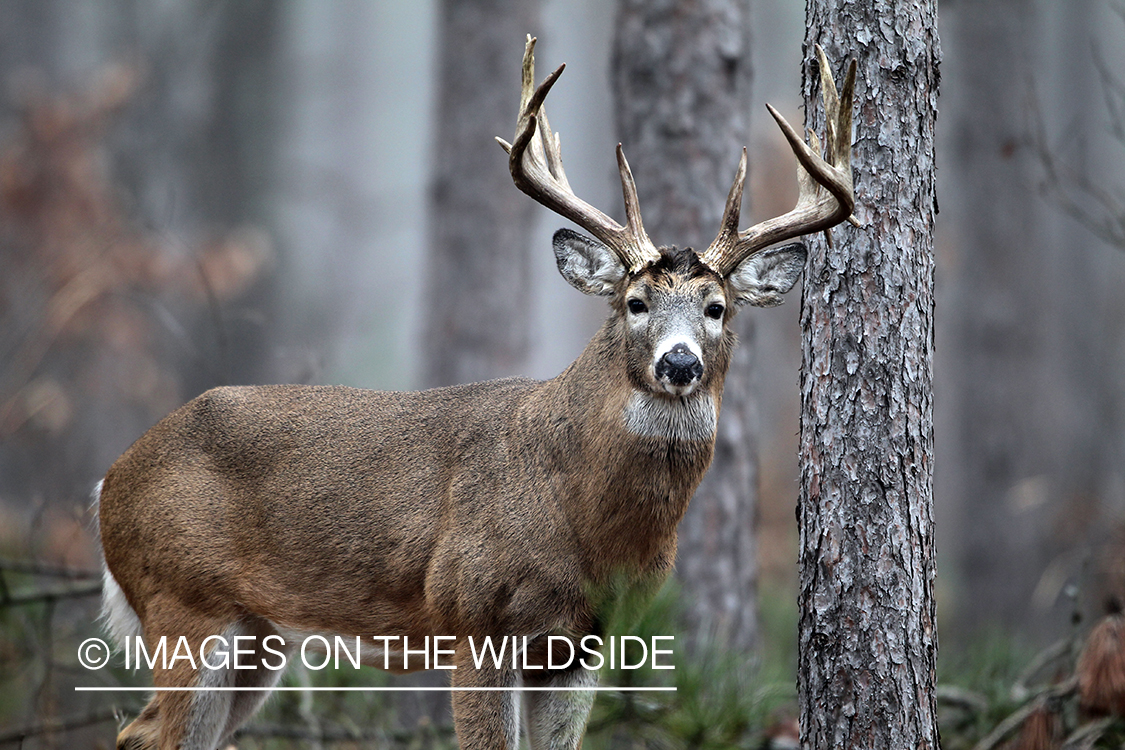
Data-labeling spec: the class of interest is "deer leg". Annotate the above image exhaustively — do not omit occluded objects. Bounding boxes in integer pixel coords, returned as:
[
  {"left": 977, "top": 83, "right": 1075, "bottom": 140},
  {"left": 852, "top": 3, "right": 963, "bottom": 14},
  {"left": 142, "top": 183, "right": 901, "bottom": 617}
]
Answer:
[
  {"left": 116, "top": 597, "right": 254, "bottom": 750},
  {"left": 174, "top": 645, "right": 234, "bottom": 750},
  {"left": 523, "top": 666, "right": 597, "bottom": 750},
  {"left": 450, "top": 648, "right": 520, "bottom": 750},
  {"left": 116, "top": 699, "right": 160, "bottom": 750},
  {"left": 216, "top": 618, "right": 290, "bottom": 746}
]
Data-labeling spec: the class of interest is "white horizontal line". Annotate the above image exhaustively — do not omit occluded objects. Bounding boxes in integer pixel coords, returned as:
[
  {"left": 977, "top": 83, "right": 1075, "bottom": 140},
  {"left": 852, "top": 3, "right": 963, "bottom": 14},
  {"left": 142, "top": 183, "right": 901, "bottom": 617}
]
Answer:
[{"left": 75, "top": 686, "right": 675, "bottom": 693}]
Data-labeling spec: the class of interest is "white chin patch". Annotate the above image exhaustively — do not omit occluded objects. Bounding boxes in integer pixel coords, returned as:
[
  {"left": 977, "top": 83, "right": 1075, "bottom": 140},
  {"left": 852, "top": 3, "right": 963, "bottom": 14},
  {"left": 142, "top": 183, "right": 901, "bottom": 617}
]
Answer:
[{"left": 623, "top": 390, "right": 716, "bottom": 442}]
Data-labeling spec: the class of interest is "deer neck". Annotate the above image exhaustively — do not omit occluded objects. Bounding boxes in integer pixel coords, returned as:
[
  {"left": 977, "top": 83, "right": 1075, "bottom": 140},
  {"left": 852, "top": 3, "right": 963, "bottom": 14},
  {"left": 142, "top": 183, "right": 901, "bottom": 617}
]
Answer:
[{"left": 526, "top": 318, "right": 726, "bottom": 579}]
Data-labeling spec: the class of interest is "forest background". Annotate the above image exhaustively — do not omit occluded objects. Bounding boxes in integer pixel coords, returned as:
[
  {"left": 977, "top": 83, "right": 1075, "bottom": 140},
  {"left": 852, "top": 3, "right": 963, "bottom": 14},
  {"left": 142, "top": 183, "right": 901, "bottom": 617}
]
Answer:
[{"left": 1, "top": 0, "right": 1124, "bottom": 748}]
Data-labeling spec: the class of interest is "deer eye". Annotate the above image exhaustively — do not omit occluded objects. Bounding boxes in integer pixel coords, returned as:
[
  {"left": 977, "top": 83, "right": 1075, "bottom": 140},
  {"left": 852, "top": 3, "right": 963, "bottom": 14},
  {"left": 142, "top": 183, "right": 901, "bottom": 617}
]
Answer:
[
  {"left": 627, "top": 298, "right": 648, "bottom": 315},
  {"left": 705, "top": 303, "right": 725, "bottom": 319}
]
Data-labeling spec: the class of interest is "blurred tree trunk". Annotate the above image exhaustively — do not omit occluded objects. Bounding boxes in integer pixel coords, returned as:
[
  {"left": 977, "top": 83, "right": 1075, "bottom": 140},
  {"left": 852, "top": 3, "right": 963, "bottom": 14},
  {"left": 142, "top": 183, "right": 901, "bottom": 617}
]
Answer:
[
  {"left": 941, "top": 0, "right": 1055, "bottom": 640},
  {"left": 938, "top": 0, "right": 1121, "bottom": 642},
  {"left": 413, "top": 0, "right": 540, "bottom": 732},
  {"left": 174, "top": 1, "right": 283, "bottom": 390},
  {"left": 0, "top": 1, "right": 282, "bottom": 500},
  {"left": 0, "top": 3, "right": 282, "bottom": 746},
  {"left": 422, "top": 0, "right": 540, "bottom": 387},
  {"left": 612, "top": 0, "right": 758, "bottom": 650},
  {"left": 796, "top": 2, "right": 940, "bottom": 747}
]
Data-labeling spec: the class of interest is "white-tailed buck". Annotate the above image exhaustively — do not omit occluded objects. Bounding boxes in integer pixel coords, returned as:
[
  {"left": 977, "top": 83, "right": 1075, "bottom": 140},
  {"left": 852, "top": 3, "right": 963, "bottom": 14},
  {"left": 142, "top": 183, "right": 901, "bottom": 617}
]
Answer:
[{"left": 97, "top": 37, "right": 855, "bottom": 750}]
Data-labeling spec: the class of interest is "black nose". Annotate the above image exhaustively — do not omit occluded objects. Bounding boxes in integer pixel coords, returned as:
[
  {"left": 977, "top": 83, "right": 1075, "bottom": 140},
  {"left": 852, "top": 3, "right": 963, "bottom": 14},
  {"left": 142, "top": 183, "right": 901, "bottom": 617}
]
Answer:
[{"left": 655, "top": 344, "right": 704, "bottom": 386}]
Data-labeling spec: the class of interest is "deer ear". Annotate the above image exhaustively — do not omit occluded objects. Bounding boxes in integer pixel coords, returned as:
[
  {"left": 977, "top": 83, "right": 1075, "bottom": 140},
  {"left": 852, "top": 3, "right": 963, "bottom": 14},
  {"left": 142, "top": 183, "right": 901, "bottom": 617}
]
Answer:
[
  {"left": 553, "top": 228, "right": 626, "bottom": 296},
  {"left": 727, "top": 242, "right": 807, "bottom": 307}
]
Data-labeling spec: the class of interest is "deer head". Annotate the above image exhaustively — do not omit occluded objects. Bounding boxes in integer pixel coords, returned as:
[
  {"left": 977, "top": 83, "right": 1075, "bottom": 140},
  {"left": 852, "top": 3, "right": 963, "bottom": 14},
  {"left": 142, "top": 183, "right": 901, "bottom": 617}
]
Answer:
[{"left": 497, "top": 36, "right": 855, "bottom": 403}]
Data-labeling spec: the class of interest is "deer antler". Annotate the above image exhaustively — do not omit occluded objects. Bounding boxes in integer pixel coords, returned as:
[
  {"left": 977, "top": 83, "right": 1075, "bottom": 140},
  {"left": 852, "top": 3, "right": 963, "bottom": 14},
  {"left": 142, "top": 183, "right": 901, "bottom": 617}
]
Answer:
[
  {"left": 497, "top": 35, "right": 661, "bottom": 273},
  {"left": 698, "top": 45, "right": 857, "bottom": 277}
]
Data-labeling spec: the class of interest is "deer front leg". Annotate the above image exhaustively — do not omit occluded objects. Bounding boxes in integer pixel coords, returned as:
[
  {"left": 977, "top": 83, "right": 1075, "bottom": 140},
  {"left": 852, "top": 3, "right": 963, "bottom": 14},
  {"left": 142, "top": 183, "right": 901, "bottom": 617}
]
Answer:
[{"left": 451, "top": 647, "right": 520, "bottom": 750}]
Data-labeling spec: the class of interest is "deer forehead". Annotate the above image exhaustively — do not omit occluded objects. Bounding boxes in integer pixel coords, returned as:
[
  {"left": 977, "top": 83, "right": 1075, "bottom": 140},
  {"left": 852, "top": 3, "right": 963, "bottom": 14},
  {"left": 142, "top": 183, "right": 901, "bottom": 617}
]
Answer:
[{"left": 624, "top": 270, "right": 724, "bottom": 306}]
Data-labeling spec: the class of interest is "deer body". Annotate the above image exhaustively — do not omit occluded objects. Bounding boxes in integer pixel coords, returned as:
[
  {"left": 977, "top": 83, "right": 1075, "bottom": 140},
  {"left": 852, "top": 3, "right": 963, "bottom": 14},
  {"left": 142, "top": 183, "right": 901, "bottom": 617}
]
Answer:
[
  {"left": 102, "top": 321, "right": 721, "bottom": 651},
  {"left": 99, "top": 37, "right": 855, "bottom": 750}
]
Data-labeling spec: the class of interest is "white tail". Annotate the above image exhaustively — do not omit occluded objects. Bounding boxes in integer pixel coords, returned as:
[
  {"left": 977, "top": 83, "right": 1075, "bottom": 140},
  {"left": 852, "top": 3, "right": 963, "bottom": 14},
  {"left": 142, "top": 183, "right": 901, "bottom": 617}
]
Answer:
[
  {"left": 97, "top": 36, "right": 854, "bottom": 750},
  {"left": 93, "top": 481, "right": 144, "bottom": 647}
]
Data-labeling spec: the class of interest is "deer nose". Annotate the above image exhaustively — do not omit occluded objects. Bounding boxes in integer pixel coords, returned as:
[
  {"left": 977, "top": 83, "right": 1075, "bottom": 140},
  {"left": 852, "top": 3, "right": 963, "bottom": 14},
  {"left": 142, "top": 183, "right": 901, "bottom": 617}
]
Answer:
[{"left": 655, "top": 344, "right": 704, "bottom": 387}]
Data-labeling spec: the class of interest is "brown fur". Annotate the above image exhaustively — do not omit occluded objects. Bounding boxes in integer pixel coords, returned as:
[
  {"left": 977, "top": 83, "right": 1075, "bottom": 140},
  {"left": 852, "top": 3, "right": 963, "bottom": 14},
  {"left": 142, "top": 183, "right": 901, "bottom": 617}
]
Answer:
[
  {"left": 1077, "top": 614, "right": 1125, "bottom": 717},
  {"left": 1012, "top": 705, "right": 1061, "bottom": 750}
]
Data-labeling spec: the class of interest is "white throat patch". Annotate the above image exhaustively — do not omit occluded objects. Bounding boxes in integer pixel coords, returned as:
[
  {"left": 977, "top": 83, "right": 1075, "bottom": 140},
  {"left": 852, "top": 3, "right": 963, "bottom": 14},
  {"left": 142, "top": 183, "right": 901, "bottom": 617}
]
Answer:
[{"left": 623, "top": 390, "right": 716, "bottom": 442}]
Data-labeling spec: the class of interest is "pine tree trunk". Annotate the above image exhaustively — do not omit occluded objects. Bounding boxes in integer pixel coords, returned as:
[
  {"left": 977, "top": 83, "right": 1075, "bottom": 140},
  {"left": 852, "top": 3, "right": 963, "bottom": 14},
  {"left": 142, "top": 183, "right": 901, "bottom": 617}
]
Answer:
[
  {"left": 423, "top": 0, "right": 539, "bottom": 387},
  {"left": 612, "top": 0, "right": 758, "bottom": 651},
  {"left": 797, "top": 2, "right": 940, "bottom": 747}
]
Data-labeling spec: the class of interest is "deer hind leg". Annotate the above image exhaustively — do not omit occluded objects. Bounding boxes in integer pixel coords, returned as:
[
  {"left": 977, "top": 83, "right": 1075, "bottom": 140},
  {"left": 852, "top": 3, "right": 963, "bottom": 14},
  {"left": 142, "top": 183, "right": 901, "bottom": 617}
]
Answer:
[
  {"left": 116, "top": 699, "right": 161, "bottom": 750},
  {"left": 216, "top": 618, "right": 290, "bottom": 747},
  {"left": 117, "top": 600, "right": 285, "bottom": 750},
  {"left": 116, "top": 613, "right": 233, "bottom": 750},
  {"left": 450, "top": 648, "right": 520, "bottom": 750},
  {"left": 523, "top": 665, "right": 597, "bottom": 750}
]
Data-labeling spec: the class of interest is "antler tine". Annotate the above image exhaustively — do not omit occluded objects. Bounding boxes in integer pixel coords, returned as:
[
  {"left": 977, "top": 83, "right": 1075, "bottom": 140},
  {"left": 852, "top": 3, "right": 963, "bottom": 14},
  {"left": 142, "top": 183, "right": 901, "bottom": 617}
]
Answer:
[
  {"left": 710, "top": 147, "right": 749, "bottom": 254},
  {"left": 614, "top": 145, "right": 659, "bottom": 271},
  {"left": 699, "top": 44, "right": 857, "bottom": 277},
  {"left": 497, "top": 35, "right": 660, "bottom": 273}
]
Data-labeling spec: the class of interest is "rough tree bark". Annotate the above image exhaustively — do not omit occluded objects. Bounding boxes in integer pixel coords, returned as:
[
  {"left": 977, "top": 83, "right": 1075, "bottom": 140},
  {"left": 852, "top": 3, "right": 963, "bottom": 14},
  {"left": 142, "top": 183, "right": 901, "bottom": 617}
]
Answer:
[
  {"left": 797, "top": 2, "right": 940, "bottom": 748},
  {"left": 612, "top": 0, "right": 759, "bottom": 651},
  {"left": 422, "top": 0, "right": 540, "bottom": 388}
]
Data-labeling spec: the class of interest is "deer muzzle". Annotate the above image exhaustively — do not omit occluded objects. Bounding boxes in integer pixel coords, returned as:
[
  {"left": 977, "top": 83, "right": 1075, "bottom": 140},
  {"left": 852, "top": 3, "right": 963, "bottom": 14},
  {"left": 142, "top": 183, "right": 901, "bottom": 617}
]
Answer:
[{"left": 655, "top": 343, "right": 704, "bottom": 395}]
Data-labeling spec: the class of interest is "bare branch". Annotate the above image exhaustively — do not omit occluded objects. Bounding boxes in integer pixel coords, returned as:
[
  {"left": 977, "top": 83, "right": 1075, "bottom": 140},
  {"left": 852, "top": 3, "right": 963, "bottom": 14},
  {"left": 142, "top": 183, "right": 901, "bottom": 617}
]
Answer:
[
  {"left": 970, "top": 678, "right": 1078, "bottom": 750},
  {"left": 934, "top": 685, "right": 989, "bottom": 714},
  {"left": 1028, "top": 83, "right": 1125, "bottom": 250},
  {"left": 0, "top": 581, "right": 102, "bottom": 607},
  {"left": 0, "top": 708, "right": 120, "bottom": 744},
  {"left": 0, "top": 558, "right": 100, "bottom": 580},
  {"left": 1011, "top": 636, "right": 1078, "bottom": 701},
  {"left": 1060, "top": 716, "right": 1114, "bottom": 748}
]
